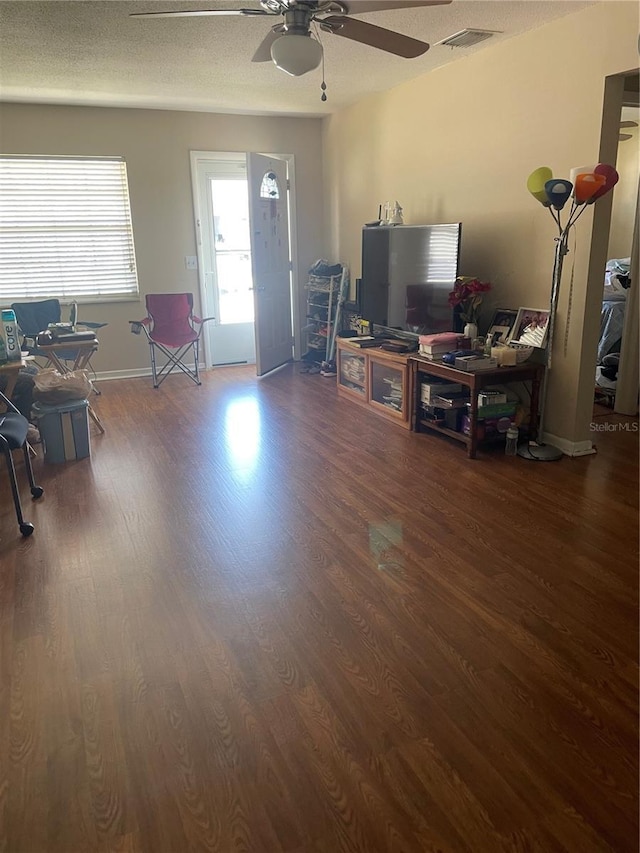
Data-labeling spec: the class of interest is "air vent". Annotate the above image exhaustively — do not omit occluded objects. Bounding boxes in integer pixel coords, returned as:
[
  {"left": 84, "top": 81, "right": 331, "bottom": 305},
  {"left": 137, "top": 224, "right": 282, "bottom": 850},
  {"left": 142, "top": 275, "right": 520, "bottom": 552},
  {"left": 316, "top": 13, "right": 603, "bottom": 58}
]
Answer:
[{"left": 437, "top": 29, "right": 500, "bottom": 49}]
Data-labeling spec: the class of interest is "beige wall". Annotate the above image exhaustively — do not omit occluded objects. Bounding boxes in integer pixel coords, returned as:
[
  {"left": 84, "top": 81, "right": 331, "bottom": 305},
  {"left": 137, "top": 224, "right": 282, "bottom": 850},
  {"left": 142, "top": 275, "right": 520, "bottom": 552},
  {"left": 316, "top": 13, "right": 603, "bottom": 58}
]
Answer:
[
  {"left": 322, "top": 2, "right": 639, "bottom": 447},
  {"left": 0, "top": 103, "right": 324, "bottom": 373}
]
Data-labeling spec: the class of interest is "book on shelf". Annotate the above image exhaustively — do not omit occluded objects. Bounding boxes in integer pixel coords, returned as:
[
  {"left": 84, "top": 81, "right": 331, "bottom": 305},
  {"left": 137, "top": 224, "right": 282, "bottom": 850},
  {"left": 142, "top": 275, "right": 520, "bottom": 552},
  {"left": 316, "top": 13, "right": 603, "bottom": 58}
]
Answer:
[
  {"left": 478, "top": 390, "right": 507, "bottom": 406},
  {"left": 418, "top": 344, "right": 453, "bottom": 359},
  {"left": 431, "top": 393, "right": 471, "bottom": 409},
  {"left": 454, "top": 355, "right": 498, "bottom": 372},
  {"left": 341, "top": 336, "right": 379, "bottom": 348},
  {"left": 419, "top": 332, "right": 468, "bottom": 347},
  {"left": 421, "top": 381, "right": 464, "bottom": 404},
  {"left": 382, "top": 396, "right": 402, "bottom": 410}
]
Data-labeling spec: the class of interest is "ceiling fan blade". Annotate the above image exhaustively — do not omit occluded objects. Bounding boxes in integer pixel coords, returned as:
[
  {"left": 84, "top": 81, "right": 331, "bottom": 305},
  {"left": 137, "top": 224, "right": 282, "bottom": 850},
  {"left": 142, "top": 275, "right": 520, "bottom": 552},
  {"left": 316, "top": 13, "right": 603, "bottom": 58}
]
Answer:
[
  {"left": 320, "top": 16, "right": 429, "bottom": 58},
  {"left": 252, "top": 27, "right": 286, "bottom": 62},
  {"left": 341, "top": 0, "right": 451, "bottom": 13},
  {"left": 130, "top": 8, "right": 271, "bottom": 18}
]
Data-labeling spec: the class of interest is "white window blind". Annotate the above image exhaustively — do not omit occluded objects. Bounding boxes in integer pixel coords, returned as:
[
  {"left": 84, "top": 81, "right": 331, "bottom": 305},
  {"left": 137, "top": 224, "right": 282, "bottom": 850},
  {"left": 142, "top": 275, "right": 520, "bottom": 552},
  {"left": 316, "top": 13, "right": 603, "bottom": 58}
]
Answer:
[{"left": 0, "top": 155, "right": 139, "bottom": 301}]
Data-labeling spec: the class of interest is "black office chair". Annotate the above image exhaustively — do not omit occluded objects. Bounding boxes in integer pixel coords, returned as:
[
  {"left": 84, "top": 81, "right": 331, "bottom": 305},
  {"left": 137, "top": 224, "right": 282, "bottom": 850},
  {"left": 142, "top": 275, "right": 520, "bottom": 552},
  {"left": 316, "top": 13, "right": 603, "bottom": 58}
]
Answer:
[{"left": 0, "top": 390, "right": 44, "bottom": 537}]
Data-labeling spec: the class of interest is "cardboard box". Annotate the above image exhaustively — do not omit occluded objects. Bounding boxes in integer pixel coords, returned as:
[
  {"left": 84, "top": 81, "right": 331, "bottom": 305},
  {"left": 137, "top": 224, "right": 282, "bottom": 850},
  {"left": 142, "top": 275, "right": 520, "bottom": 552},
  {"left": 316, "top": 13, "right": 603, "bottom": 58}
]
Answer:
[{"left": 32, "top": 400, "right": 91, "bottom": 463}]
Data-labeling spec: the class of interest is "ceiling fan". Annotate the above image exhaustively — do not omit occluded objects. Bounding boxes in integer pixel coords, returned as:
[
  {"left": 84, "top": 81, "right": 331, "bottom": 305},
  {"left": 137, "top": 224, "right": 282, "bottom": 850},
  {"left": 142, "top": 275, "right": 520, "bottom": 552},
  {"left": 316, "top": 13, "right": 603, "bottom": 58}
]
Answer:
[{"left": 130, "top": 0, "right": 452, "bottom": 78}]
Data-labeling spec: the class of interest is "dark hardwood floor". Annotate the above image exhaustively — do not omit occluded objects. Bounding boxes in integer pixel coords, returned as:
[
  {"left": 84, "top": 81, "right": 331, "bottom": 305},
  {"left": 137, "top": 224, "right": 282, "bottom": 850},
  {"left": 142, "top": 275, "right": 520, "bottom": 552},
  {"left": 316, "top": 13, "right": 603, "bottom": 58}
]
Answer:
[{"left": 1, "top": 364, "right": 638, "bottom": 852}]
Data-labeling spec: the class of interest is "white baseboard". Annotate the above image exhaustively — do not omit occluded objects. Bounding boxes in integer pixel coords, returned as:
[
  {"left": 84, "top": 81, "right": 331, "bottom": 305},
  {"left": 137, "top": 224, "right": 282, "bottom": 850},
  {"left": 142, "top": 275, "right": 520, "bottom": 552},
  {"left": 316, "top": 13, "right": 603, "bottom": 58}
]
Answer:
[
  {"left": 542, "top": 432, "right": 597, "bottom": 457},
  {"left": 94, "top": 363, "right": 206, "bottom": 382},
  {"left": 94, "top": 367, "right": 153, "bottom": 381}
]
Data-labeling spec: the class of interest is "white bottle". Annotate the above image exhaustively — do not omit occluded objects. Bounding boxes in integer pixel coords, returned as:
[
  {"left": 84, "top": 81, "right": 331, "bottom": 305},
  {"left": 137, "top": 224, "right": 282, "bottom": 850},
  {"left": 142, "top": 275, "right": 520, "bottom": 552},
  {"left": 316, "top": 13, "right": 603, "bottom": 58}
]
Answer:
[
  {"left": 505, "top": 425, "right": 519, "bottom": 456},
  {"left": 1, "top": 309, "right": 20, "bottom": 361}
]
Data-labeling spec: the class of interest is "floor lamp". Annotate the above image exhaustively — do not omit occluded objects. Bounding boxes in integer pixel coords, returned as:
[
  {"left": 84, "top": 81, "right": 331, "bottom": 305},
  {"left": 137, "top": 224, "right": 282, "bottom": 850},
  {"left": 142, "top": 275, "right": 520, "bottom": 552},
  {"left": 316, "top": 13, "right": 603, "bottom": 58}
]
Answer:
[{"left": 519, "top": 163, "right": 619, "bottom": 461}]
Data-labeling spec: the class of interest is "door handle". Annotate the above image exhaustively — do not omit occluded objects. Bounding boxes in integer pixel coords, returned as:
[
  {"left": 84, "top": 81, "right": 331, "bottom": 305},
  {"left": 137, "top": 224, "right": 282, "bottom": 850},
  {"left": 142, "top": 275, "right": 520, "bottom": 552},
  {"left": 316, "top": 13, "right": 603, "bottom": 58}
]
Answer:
[{"left": 249, "top": 287, "right": 266, "bottom": 292}]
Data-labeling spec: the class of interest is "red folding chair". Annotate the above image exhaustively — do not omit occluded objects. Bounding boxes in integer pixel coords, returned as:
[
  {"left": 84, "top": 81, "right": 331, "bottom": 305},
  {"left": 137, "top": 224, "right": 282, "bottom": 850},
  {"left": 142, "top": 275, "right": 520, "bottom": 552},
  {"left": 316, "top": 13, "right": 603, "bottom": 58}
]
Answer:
[{"left": 130, "top": 293, "right": 213, "bottom": 388}]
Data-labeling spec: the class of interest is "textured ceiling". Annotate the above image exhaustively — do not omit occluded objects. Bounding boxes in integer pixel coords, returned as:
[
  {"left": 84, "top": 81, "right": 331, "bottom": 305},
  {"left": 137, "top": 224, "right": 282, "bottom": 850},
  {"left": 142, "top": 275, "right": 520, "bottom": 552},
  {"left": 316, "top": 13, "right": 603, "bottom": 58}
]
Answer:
[{"left": 0, "top": 0, "right": 596, "bottom": 117}]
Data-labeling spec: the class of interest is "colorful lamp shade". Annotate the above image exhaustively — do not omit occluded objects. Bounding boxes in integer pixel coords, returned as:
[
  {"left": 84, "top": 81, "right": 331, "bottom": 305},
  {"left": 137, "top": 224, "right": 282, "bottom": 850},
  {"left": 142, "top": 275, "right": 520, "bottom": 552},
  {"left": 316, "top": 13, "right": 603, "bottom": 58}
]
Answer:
[
  {"left": 544, "top": 179, "right": 573, "bottom": 210},
  {"left": 574, "top": 172, "right": 607, "bottom": 204},
  {"left": 527, "top": 167, "right": 554, "bottom": 205},
  {"left": 588, "top": 163, "right": 619, "bottom": 203}
]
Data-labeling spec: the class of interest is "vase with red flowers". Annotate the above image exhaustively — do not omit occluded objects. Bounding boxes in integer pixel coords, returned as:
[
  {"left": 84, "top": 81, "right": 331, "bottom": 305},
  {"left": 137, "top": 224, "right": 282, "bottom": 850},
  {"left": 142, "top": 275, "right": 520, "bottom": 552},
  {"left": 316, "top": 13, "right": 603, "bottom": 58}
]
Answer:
[{"left": 448, "top": 276, "right": 492, "bottom": 339}]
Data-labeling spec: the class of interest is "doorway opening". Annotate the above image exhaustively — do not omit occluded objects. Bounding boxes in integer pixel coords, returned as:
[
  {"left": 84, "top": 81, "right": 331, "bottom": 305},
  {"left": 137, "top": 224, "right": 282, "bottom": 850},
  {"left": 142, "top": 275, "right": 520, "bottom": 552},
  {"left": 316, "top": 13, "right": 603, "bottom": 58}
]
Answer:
[
  {"left": 593, "top": 70, "right": 639, "bottom": 419},
  {"left": 211, "top": 177, "right": 255, "bottom": 327},
  {"left": 193, "top": 154, "right": 255, "bottom": 366}
]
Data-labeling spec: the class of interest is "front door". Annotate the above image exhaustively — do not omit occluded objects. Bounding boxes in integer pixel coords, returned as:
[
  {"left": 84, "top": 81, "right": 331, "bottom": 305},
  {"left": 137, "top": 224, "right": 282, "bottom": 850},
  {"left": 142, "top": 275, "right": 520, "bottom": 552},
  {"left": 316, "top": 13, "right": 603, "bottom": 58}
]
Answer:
[{"left": 247, "top": 153, "right": 293, "bottom": 376}]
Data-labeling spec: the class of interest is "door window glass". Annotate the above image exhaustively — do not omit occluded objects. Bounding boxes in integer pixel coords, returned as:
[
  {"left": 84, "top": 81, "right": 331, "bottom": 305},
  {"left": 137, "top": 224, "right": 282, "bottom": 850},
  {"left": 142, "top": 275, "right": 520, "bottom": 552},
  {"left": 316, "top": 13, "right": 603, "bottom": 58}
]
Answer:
[
  {"left": 259, "top": 171, "right": 280, "bottom": 199},
  {"left": 210, "top": 178, "right": 254, "bottom": 325}
]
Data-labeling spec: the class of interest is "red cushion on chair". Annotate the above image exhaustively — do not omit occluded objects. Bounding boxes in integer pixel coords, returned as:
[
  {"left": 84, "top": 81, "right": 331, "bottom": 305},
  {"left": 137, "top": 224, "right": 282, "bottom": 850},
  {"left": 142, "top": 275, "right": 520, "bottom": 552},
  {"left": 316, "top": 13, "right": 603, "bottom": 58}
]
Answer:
[{"left": 146, "top": 293, "right": 199, "bottom": 347}]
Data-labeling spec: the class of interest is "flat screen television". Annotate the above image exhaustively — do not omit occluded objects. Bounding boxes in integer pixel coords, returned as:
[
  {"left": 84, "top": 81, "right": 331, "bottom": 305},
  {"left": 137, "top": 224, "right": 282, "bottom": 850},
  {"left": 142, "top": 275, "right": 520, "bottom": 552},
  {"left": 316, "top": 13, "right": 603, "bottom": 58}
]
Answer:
[{"left": 359, "top": 223, "right": 462, "bottom": 337}]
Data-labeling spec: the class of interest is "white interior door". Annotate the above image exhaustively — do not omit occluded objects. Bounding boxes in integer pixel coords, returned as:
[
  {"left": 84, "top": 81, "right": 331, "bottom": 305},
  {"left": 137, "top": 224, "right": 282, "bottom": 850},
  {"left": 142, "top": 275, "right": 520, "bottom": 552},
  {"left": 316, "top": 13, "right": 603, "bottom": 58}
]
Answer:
[{"left": 247, "top": 153, "right": 293, "bottom": 376}]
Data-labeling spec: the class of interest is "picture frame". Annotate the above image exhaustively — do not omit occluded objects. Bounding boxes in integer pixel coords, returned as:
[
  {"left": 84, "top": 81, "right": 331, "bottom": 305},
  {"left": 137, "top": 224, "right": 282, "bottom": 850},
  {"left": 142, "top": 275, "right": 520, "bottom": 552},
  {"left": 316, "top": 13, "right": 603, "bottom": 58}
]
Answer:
[
  {"left": 487, "top": 308, "right": 518, "bottom": 343},
  {"left": 509, "top": 307, "right": 551, "bottom": 349}
]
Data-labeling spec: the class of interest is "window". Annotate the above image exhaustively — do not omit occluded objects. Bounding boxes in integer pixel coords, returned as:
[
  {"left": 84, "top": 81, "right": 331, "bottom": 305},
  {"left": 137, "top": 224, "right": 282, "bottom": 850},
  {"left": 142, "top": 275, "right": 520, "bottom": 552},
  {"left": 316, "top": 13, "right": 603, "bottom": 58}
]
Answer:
[
  {"left": 259, "top": 170, "right": 280, "bottom": 199},
  {"left": 0, "top": 155, "right": 139, "bottom": 302}
]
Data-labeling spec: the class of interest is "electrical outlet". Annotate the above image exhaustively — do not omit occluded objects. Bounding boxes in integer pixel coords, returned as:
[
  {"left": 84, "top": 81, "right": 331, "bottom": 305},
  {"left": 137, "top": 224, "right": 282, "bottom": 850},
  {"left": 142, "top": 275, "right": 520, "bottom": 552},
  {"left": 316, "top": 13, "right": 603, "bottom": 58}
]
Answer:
[{"left": 185, "top": 255, "right": 198, "bottom": 270}]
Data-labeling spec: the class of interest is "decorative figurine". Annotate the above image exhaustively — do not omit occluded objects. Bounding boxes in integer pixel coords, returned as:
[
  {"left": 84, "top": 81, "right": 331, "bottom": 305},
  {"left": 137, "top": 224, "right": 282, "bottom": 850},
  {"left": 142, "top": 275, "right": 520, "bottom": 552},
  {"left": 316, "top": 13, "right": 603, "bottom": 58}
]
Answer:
[{"left": 389, "top": 201, "right": 404, "bottom": 225}]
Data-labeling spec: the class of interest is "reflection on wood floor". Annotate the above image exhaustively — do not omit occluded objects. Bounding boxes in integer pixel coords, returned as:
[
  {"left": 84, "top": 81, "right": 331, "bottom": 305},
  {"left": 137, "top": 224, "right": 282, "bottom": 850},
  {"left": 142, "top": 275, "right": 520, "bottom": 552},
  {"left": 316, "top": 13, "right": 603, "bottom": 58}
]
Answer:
[{"left": 1, "top": 364, "right": 638, "bottom": 852}]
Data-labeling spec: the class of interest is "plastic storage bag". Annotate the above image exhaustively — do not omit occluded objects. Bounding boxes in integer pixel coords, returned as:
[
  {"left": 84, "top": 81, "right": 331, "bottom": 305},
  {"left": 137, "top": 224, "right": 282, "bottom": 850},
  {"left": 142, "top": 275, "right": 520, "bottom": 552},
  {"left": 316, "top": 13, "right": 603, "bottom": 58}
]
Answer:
[{"left": 33, "top": 368, "right": 93, "bottom": 405}]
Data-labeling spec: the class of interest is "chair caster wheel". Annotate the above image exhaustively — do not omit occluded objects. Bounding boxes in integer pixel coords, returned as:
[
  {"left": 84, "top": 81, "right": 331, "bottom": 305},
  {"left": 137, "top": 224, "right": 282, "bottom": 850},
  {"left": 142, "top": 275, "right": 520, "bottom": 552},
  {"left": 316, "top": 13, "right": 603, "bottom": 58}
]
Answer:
[
  {"left": 20, "top": 523, "right": 34, "bottom": 537},
  {"left": 31, "top": 486, "right": 44, "bottom": 499}
]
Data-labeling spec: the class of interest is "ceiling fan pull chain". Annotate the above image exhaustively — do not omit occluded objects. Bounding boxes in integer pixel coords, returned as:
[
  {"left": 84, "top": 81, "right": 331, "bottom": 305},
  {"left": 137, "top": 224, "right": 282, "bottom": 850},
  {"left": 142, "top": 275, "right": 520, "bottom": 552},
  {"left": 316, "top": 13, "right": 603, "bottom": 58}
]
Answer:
[{"left": 317, "top": 25, "right": 327, "bottom": 101}]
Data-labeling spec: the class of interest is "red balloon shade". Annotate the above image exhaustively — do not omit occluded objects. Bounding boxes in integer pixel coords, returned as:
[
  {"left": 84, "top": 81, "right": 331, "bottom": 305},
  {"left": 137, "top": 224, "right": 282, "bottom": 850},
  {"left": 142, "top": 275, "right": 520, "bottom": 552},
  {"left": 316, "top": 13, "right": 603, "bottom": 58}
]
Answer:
[{"left": 588, "top": 163, "right": 619, "bottom": 203}]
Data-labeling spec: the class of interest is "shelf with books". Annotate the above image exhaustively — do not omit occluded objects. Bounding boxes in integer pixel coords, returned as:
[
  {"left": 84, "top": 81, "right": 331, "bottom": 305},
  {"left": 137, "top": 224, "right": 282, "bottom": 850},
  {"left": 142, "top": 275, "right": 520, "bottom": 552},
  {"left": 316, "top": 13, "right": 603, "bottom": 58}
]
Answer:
[
  {"left": 410, "top": 356, "right": 545, "bottom": 459},
  {"left": 336, "top": 340, "right": 412, "bottom": 429},
  {"left": 369, "top": 358, "right": 407, "bottom": 421}
]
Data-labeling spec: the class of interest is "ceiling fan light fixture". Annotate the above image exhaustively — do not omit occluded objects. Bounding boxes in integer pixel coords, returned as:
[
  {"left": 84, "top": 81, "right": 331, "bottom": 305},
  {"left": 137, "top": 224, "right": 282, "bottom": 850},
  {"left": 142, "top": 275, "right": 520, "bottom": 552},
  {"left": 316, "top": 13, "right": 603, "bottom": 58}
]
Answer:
[{"left": 270, "top": 34, "right": 323, "bottom": 76}]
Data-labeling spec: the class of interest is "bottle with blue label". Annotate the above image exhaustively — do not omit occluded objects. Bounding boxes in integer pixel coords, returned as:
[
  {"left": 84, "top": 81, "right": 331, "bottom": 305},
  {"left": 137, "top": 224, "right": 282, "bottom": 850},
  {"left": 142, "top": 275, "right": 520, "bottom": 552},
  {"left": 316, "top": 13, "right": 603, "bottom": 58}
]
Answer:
[{"left": 1, "top": 309, "right": 21, "bottom": 361}]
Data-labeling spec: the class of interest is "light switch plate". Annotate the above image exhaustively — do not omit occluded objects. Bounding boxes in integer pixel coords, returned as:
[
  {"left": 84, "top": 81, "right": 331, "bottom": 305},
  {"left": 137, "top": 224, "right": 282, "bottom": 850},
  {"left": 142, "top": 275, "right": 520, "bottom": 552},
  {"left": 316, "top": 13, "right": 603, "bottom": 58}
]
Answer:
[{"left": 185, "top": 255, "right": 198, "bottom": 270}]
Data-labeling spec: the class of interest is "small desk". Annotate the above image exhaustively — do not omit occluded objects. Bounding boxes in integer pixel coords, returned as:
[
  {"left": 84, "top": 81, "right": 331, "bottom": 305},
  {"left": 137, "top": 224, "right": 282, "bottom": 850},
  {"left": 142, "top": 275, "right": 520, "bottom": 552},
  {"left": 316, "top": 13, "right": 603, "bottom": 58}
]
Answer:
[
  {"left": 410, "top": 356, "right": 545, "bottom": 458},
  {"left": 0, "top": 358, "right": 27, "bottom": 407},
  {"left": 36, "top": 340, "right": 105, "bottom": 434}
]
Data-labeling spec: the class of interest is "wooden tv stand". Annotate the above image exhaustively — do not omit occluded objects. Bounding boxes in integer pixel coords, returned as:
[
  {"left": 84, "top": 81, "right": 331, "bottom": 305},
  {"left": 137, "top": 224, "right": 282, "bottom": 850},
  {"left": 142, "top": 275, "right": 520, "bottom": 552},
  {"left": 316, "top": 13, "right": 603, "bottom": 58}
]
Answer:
[{"left": 410, "top": 356, "right": 545, "bottom": 458}]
